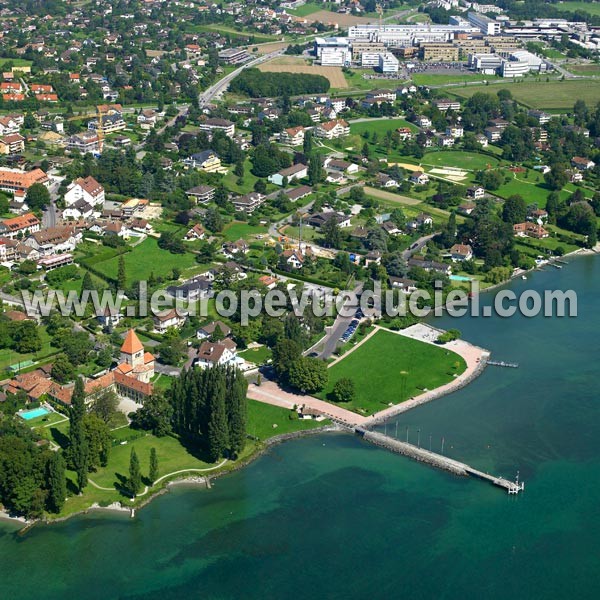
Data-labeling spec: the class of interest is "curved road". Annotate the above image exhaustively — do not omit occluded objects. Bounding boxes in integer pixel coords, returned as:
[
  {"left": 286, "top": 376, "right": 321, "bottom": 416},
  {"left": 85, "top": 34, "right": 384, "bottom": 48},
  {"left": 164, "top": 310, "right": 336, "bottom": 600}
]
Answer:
[{"left": 199, "top": 49, "right": 285, "bottom": 107}]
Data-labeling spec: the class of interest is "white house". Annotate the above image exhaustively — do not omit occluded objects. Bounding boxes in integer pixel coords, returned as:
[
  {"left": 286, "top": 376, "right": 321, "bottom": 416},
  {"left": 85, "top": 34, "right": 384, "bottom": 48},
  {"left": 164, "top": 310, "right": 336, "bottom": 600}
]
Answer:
[
  {"left": 409, "top": 171, "right": 429, "bottom": 185},
  {"left": 449, "top": 243, "right": 473, "bottom": 262},
  {"left": 195, "top": 339, "right": 238, "bottom": 369},
  {"left": 268, "top": 163, "right": 308, "bottom": 186},
  {"left": 153, "top": 308, "right": 187, "bottom": 334},
  {"left": 315, "top": 119, "right": 350, "bottom": 140},
  {"left": 64, "top": 176, "right": 105, "bottom": 207}
]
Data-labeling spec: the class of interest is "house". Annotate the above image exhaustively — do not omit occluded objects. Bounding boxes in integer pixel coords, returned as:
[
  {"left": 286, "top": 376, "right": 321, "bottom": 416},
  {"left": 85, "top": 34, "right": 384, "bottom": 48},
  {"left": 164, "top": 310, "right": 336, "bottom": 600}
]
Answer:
[
  {"left": 571, "top": 156, "right": 595, "bottom": 171},
  {"left": 185, "top": 224, "right": 206, "bottom": 240},
  {"left": 195, "top": 339, "right": 238, "bottom": 369},
  {"left": 0, "top": 213, "right": 41, "bottom": 239},
  {"left": 513, "top": 222, "right": 549, "bottom": 239},
  {"left": 308, "top": 212, "right": 351, "bottom": 228},
  {"left": 416, "top": 115, "right": 432, "bottom": 128},
  {"left": 167, "top": 276, "right": 212, "bottom": 301},
  {"left": 365, "top": 250, "right": 382, "bottom": 266},
  {"left": 137, "top": 109, "right": 158, "bottom": 129},
  {"left": 268, "top": 163, "right": 308, "bottom": 186},
  {"left": 25, "top": 226, "right": 80, "bottom": 256},
  {"left": 280, "top": 126, "right": 305, "bottom": 146},
  {"left": 396, "top": 127, "right": 413, "bottom": 141},
  {"left": 97, "top": 306, "right": 122, "bottom": 330},
  {"left": 449, "top": 243, "right": 473, "bottom": 261},
  {"left": 445, "top": 125, "right": 464, "bottom": 138},
  {"left": 285, "top": 185, "right": 313, "bottom": 202},
  {"left": 366, "top": 89, "right": 397, "bottom": 103},
  {"left": 326, "top": 172, "right": 346, "bottom": 185},
  {"left": 433, "top": 99, "right": 460, "bottom": 112},
  {"left": 407, "top": 255, "right": 452, "bottom": 276},
  {"left": 231, "top": 192, "right": 265, "bottom": 213},
  {"left": 0, "top": 167, "right": 49, "bottom": 195},
  {"left": 186, "top": 185, "right": 215, "bottom": 205},
  {"left": 65, "top": 131, "right": 100, "bottom": 154},
  {"left": 315, "top": 119, "right": 350, "bottom": 139},
  {"left": 438, "top": 135, "right": 455, "bottom": 148},
  {"left": 324, "top": 158, "right": 359, "bottom": 174},
  {"left": 282, "top": 248, "right": 312, "bottom": 269},
  {"left": 566, "top": 169, "right": 583, "bottom": 183},
  {"left": 528, "top": 109, "right": 551, "bottom": 124},
  {"left": 381, "top": 221, "right": 402, "bottom": 235},
  {"left": 475, "top": 133, "right": 489, "bottom": 147},
  {"left": 153, "top": 308, "right": 187, "bottom": 334},
  {"left": 528, "top": 208, "right": 548, "bottom": 223},
  {"left": 376, "top": 173, "right": 398, "bottom": 188},
  {"left": 409, "top": 170, "right": 429, "bottom": 185},
  {"left": 199, "top": 117, "right": 235, "bottom": 138},
  {"left": 64, "top": 176, "right": 105, "bottom": 207},
  {"left": 388, "top": 276, "right": 418, "bottom": 293},
  {"left": 183, "top": 150, "right": 224, "bottom": 173},
  {"left": 197, "top": 320, "right": 232, "bottom": 340},
  {"left": 258, "top": 275, "right": 278, "bottom": 290},
  {"left": 458, "top": 202, "right": 476, "bottom": 216},
  {"left": 0, "top": 116, "right": 20, "bottom": 136},
  {"left": 222, "top": 238, "right": 249, "bottom": 257},
  {"left": 0, "top": 133, "right": 24, "bottom": 154},
  {"left": 484, "top": 126, "right": 503, "bottom": 143},
  {"left": 466, "top": 186, "right": 485, "bottom": 200},
  {"left": 407, "top": 213, "right": 433, "bottom": 230}
]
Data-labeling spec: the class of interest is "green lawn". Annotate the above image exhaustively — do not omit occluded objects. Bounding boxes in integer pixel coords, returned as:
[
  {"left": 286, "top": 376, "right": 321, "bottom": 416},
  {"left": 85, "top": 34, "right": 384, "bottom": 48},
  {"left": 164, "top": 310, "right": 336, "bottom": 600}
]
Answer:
[
  {"left": 554, "top": 1, "right": 600, "bottom": 16},
  {"left": 221, "top": 157, "right": 262, "bottom": 194},
  {"left": 222, "top": 221, "right": 269, "bottom": 242},
  {"left": 422, "top": 150, "right": 500, "bottom": 172},
  {"left": 411, "top": 73, "right": 493, "bottom": 86},
  {"left": 450, "top": 80, "right": 600, "bottom": 110},
  {"left": 338, "top": 70, "right": 394, "bottom": 92},
  {"left": 239, "top": 345, "right": 272, "bottom": 365},
  {"left": 247, "top": 399, "right": 329, "bottom": 440},
  {"left": 0, "top": 327, "right": 56, "bottom": 373},
  {"left": 350, "top": 118, "right": 419, "bottom": 137},
  {"left": 287, "top": 2, "right": 323, "bottom": 16},
  {"left": 319, "top": 329, "right": 466, "bottom": 416},
  {"left": 92, "top": 237, "right": 197, "bottom": 282},
  {"left": 0, "top": 58, "right": 32, "bottom": 69},
  {"left": 568, "top": 64, "right": 600, "bottom": 76}
]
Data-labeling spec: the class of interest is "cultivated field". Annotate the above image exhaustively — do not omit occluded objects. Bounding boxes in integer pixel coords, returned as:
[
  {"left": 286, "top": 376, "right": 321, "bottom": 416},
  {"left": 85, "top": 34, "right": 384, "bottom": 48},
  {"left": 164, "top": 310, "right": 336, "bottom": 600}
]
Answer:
[
  {"left": 306, "top": 10, "right": 377, "bottom": 27},
  {"left": 258, "top": 57, "right": 347, "bottom": 88},
  {"left": 363, "top": 186, "right": 421, "bottom": 205},
  {"left": 246, "top": 41, "right": 290, "bottom": 55},
  {"left": 450, "top": 80, "right": 600, "bottom": 110}
]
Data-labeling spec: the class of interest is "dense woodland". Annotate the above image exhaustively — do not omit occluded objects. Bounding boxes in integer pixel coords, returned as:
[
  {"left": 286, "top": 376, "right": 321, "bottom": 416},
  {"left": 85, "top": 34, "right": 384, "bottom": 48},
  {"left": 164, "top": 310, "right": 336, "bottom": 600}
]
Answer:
[{"left": 230, "top": 69, "right": 330, "bottom": 98}]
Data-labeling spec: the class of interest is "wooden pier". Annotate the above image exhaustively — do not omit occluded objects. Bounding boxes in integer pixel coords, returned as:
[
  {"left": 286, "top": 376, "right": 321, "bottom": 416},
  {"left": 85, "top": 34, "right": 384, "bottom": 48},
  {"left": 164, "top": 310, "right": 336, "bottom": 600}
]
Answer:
[{"left": 357, "top": 429, "right": 524, "bottom": 495}]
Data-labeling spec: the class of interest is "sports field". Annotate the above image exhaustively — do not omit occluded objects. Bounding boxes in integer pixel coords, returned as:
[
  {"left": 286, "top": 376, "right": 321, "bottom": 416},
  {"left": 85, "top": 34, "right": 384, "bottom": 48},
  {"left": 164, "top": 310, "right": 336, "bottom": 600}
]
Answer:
[
  {"left": 450, "top": 80, "right": 600, "bottom": 110},
  {"left": 554, "top": 1, "right": 600, "bottom": 16},
  {"left": 258, "top": 57, "right": 347, "bottom": 88},
  {"left": 349, "top": 118, "right": 418, "bottom": 136}
]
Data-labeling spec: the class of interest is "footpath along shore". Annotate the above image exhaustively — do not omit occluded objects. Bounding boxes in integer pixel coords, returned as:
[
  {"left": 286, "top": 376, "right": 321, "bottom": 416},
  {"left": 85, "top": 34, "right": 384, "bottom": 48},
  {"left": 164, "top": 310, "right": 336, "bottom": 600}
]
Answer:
[{"left": 248, "top": 323, "right": 490, "bottom": 428}]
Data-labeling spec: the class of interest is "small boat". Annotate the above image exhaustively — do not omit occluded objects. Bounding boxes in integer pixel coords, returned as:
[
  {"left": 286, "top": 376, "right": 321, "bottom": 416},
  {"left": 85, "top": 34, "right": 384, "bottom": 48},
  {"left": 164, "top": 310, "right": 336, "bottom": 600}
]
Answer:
[{"left": 521, "top": 275, "right": 527, "bottom": 280}]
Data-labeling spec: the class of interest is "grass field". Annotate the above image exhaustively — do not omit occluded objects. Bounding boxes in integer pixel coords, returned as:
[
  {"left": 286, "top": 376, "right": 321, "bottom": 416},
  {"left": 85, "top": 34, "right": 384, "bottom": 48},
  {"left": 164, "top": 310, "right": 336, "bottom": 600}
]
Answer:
[
  {"left": 350, "top": 117, "right": 418, "bottom": 136},
  {"left": 247, "top": 399, "right": 328, "bottom": 440},
  {"left": 422, "top": 150, "right": 500, "bottom": 172},
  {"left": 319, "top": 329, "right": 466, "bottom": 415},
  {"left": 239, "top": 345, "right": 272, "bottom": 365},
  {"left": 363, "top": 186, "right": 421, "bottom": 205},
  {"left": 259, "top": 56, "right": 347, "bottom": 88},
  {"left": 0, "top": 58, "right": 32, "bottom": 69},
  {"left": 222, "top": 221, "right": 269, "bottom": 242},
  {"left": 194, "top": 24, "right": 277, "bottom": 43},
  {"left": 411, "top": 73, "right": 493, "bottom": 86},
  {"left": 450, "top": 80, "right": 600, "bottom": 110},
  {"left": 554, "top": 1, "right": 600, "bottom": 16},
  {"left": 568, "top": 63, "right": 600, "bottom": 76},
  {"left": 93, "top": 237, "right": 197, "bottom": 282},
  {"left": 339, "top": 70, "right": 399, "bottom": 92},
  {"left": 0, "top": 328, "right": 56, "bottom": 373},
  {"left": 287, "top": 2, "right": 323, "bottom": 16}
]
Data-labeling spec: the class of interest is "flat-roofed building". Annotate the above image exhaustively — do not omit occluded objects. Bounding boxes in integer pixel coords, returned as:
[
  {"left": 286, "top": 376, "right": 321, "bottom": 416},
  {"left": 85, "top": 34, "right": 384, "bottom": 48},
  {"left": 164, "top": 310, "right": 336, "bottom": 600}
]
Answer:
[{"left": 420, "top": 43, "right": 459, "bottom": 62}]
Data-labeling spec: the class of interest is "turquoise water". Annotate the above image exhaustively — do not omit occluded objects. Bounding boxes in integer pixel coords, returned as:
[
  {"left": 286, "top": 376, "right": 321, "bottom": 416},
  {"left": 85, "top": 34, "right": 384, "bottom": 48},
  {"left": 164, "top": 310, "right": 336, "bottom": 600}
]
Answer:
[
  {"left": 19, "top": 407, "right": 50, "bottom": 420},
  {"left": 449, "top": 274, "right": 472, "bottom": 281},
  {"left": 2, "top": 256, "right": 600, "bottom": 599}
]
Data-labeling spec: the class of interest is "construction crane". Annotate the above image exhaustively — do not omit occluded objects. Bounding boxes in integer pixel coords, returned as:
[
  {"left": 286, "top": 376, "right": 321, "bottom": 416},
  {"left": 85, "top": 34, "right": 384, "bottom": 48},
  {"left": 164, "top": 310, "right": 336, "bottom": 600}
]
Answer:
[
  {"left": 66, "top": 105, "right": 106, "bottom": 153},
  {"left": 376, "top": 2, "right": 384, "bottom": 35}
]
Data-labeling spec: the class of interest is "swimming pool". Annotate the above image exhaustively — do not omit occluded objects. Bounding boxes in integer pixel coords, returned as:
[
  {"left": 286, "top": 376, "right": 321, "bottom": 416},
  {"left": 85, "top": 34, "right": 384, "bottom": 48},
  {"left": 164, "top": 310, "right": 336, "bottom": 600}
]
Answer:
[
  {"left": 450, "top": 275, "right": 472, "bottom": 282},
  {"left": 19, "top": 407, "right": 51, "bottom": 421}
]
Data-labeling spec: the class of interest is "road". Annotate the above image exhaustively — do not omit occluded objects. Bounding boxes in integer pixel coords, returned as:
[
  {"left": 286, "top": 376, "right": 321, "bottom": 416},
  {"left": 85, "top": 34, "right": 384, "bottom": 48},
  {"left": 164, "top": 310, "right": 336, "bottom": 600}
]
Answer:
[
  {"left": 198, "top": 49, "right": 285, "bottom": 107},
  {"left": 0, "top": 291, "right": 42, "bottom": 319},
  {"left": 42, "top": 176, "right": 62, "bottom": 229},
  {"left": 401, "top": 232, "right": 437, "bottom": 262}
]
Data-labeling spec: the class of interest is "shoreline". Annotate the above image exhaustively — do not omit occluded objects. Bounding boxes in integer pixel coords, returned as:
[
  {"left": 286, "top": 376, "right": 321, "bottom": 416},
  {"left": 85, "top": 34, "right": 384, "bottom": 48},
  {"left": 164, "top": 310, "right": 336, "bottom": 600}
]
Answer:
[
  {"left": 3, "top": 251, "right": 594, "bottom": 531},
  {"left": 2, "top": 424, "right": 342, "bottom": 532}
]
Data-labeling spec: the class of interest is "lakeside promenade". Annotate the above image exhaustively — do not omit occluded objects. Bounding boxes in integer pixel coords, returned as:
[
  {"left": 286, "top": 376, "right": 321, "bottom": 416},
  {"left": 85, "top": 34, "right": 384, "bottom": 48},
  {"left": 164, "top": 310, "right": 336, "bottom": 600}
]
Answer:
[{"left": 247, "top": 324, "right": 489, "bottom": 427}]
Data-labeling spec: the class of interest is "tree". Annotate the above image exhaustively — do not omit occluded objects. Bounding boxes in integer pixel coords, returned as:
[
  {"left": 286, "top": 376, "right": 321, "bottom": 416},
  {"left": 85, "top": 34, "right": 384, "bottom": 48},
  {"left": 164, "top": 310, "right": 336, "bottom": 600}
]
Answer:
[
  {"left": 322, "top": 216, "right": 342, "bottom": 249},
  {"left": 149, "top": 448, "right": 159, "bottom": 484},
  {"left": 69, "top": 377, "right": 88, "bottom": 493},
  {"left": 12, "top": 321, "right": 42, "bottom": 353},
  {"left": 25, "top": 183, "right": 50, "bottom": 211},
  {"left": 308, "top": 154, "right": 324, "bottom": 186},
  {"left": 91, "top": 390, "right": 119, "bottom": 425},
  {"left": 303, "top": 130, "right": 313, "bottom": 155},
  {"left": 502, "top": 195, "right": 527, "bottom": 225},
  {"left": 207, "top": 380, "right": 229, "bottom": 462},
  {"left": 272, "top": 338, "right": 302, "bottom": 383},
  {"left": 288, "top": 357, "right": 328, "bottom": 393},
  {"left": 130, "top": 391, "right": 173, "bottom": 437},
  {"left": 128, "top": 447, "right": 142, "bottom": 496},
  {"left": 117, "top": 255, "right": 127, "bottom": 290},
  {"left": 51, "top": 354, "right": 75, "bottom": 384},
  {"left": 544, "top": 167, "right": 568, "bottom": 191},
  {"left": 332, "top": 378, "right": 355, "bottom": 403},
  {"left": 83, "top": 414, "right": 111, "bottom": 469},
  {"left": 46, "top": 452, "right": 66, "bottom": 514}
]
